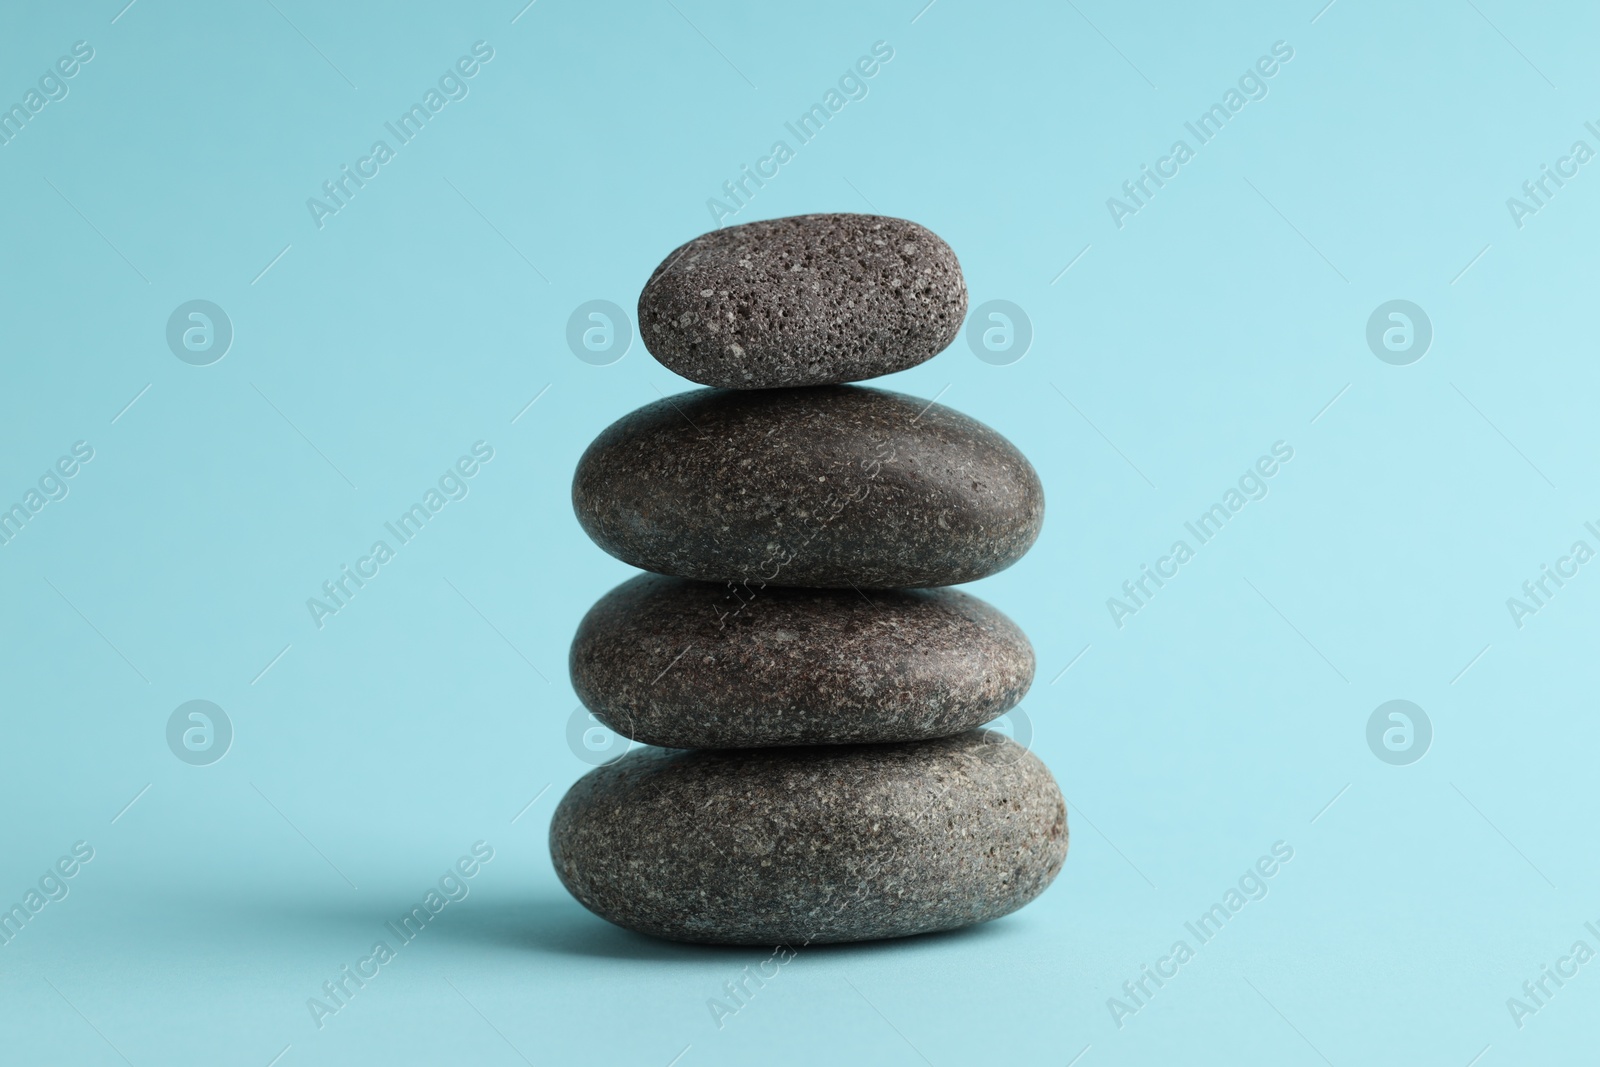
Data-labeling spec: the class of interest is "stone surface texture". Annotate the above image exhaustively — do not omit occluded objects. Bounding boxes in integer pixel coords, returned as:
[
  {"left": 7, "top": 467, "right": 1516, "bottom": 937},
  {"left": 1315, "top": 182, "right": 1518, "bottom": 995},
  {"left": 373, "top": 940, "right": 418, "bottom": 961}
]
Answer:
[
  {"left": 548, "top": 731, "right": 1068, "bottom": 944},
  {"left": 637, "top": 213, "right": 967, "bottom": 389},
  {"left": 570, "top": 385, "right": 1044, "bottom": 588},
  {"left": 571, "top": 574, "right": 1035, "bottom": 748}
]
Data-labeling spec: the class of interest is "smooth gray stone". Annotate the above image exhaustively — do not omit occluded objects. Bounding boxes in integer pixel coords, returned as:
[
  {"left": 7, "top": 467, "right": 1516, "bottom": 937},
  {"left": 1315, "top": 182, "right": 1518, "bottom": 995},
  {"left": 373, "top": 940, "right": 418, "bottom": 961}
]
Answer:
[
  {"left": 548, "top": 732, "right": 1067, "bottom": 944},
  {"left": 570, "top": 385, "right": 1044, "bottom": 588},
  {"left": 638, "top": 213, "right": 967, "bottom": 389},
  {"left": 571, "top": 574, "right": 1035, "bottom": 748}
]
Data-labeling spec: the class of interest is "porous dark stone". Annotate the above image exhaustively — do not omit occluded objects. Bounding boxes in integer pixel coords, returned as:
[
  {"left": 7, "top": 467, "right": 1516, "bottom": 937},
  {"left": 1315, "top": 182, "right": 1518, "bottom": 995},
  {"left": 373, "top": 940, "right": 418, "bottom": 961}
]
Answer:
[
  {"left": 638, "top": 213, "right": 967, "bottom": 389},
  {"left": 548, "top": 731, "right": 1067, "bottom": 944},
  {"left": 571, "top": 574, "right": 1034, "bottom": 748},
  {"left": 570, "top": 385, "right": 1044, "bottom": 588}
]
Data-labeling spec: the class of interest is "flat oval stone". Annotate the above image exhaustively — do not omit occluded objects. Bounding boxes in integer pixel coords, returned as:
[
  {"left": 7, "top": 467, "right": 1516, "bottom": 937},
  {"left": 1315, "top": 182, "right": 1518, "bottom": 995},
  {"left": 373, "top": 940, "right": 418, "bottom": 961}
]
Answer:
[
  {"left": 572, "top": 575, "right": 1034, "bottom": 748},
  {"left": 549, "top": 732, "right": 1067, "bottom": 944},
  {"left": 571, "top": 385, "right": 1044, "bottom": 587},
  {"left": 638, "top": 213, "right": 967, "bottom": 389}
]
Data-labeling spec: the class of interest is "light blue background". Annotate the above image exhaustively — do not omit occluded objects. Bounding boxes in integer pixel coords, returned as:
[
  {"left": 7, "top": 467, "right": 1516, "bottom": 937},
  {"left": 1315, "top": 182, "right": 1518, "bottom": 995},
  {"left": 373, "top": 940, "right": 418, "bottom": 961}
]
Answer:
[{"left": 2, "top": 1, "right": 1596, "bottom": 1064}]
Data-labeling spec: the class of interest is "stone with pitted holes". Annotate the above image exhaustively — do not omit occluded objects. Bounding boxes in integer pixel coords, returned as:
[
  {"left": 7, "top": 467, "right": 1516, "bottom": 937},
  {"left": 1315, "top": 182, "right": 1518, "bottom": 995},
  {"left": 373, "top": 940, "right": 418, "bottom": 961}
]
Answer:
[
  {"left": 637, "top": 213, "right": 967, "bottom": 389},
  {"left": 548, "top": 731, "right": 1067, "bottom": 944},
  {"left": 571, "top": 574, "right": 1035, "bottom": 748},
  {"left": 570, "top": 385, "right": 1044, "bottom": 588}
]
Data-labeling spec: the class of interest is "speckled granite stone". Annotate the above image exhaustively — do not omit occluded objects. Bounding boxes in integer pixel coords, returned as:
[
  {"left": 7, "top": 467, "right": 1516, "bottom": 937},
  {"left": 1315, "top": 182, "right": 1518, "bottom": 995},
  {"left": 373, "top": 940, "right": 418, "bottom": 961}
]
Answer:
[
  {"left": 571, "top": 574, "right": 1034, "bottom": 748},
  {"left": 638, "top": 213, "right": 967, "bottom": 389},
  {"left": 570, "top": 385, "right": 1044, "bottom": 588},
  {"left": 548, "top": 731, "right": 1067, "bottom": 944}
]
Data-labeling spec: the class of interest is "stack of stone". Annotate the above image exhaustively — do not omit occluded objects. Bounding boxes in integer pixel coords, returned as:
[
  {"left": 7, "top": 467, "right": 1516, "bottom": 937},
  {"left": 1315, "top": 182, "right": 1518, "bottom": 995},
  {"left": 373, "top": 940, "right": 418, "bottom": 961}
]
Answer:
[{"left": 550, "top": 213, "right": 1067, "bottom": 945}]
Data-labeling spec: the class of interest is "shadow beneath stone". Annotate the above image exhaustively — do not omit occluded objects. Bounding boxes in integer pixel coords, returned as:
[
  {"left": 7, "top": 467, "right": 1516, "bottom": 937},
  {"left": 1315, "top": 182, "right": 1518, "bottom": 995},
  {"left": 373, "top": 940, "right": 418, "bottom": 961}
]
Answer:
[
  {"left": 435, "top": 895, "right": 726, "bottom": 961},
  {"left": 432, "top": 895, "right": 1018, "bottom": 962}
]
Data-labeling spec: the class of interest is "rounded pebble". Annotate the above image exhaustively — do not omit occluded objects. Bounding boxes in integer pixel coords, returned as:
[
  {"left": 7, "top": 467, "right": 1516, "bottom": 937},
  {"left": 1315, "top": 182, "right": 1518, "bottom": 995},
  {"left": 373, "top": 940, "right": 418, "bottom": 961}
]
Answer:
[
  {"left": 570, "top": 385, "right": 1044, "bottom": 588},
  {"left": 638, "top": 213, "right": 967, "bottom": 389},
  {"left": 571, "top": 574, "right": 1035, "bottom": 748},
  {"left": 548, "top": 731, "right": 1067, "bottom": 944}
]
